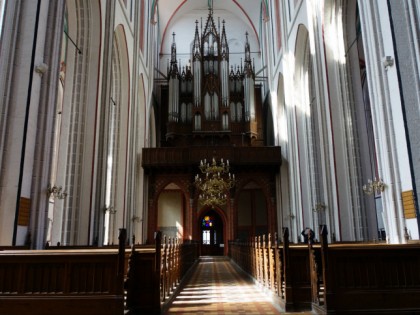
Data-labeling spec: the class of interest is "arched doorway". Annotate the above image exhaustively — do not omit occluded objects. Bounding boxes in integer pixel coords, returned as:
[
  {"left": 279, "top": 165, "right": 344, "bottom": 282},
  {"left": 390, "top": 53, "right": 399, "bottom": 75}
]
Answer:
[{"left": 199, "top": 209, "right": 224, "bottom": 256}]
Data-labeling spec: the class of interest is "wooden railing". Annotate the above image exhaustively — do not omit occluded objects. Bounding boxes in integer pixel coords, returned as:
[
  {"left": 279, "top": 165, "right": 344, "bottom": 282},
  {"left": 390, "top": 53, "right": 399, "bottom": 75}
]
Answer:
[
  {"left": 229, "top": 228, "right": 312, "bottom": 312},
  {"left": 142, "top": 146, "right": 282, "bottom": 171}
]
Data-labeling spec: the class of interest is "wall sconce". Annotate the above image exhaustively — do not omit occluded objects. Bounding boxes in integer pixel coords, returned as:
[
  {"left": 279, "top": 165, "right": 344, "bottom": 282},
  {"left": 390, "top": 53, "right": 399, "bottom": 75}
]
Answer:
[
  {"left": 47, "top": 185, "right": 67, "bottom": 199},
  {"left": 363, "top": 178, "right": 386, "bottom": 195},
  {"left": 35, "top": 62, "right": 48, "bottom": 75},
  {"left": 104, "top": 206, "right": 117, "bottom": 214},
  {"left": 132, "top": 215, "right": 141, "bottom": 223},
  {"left": 383, "top": 56, "right": 394, "bottom": 69},
  {"left": 313, "top": 203, "right": 326, "bottom": 212}
]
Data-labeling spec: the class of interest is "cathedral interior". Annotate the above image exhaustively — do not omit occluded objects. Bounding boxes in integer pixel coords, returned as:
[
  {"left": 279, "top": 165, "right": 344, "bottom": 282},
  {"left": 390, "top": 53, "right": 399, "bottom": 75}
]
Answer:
[
  {"left": 0, "top": 0, "right": 420, "bottom": 252},
  {"left": 1, "top": 1, "right": 420, "bottom": 313}
]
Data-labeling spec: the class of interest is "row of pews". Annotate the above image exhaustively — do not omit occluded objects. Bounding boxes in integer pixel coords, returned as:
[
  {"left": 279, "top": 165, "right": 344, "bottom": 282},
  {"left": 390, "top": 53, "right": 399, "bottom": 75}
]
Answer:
[
  {"left": 125, "top": 232, "right": 199, "bottom": 314},
  {"left": 0, "top": 230, "right": 199, "bottom": 315},
  {"left": 229, "top": 225, "right": 420, "bottom": 314}
]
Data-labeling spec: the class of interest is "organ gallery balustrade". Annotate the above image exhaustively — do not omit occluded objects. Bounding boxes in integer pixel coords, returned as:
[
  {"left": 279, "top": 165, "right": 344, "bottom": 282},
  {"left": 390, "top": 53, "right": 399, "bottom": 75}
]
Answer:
[{"left": 142, "top": 146, "right": 282, "bottom": 171}]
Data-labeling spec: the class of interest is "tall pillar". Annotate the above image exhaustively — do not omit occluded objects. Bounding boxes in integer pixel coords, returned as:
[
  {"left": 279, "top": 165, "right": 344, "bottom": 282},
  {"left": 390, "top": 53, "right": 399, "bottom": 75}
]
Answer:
[{"left": 0, "top": 0, "right": 61, "bottom": 246}]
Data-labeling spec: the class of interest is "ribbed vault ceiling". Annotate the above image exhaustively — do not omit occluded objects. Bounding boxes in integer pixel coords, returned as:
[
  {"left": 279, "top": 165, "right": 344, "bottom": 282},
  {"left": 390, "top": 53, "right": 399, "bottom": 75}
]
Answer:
[{"left": 157, "top": 0, "right": 264, "bottom": 71}]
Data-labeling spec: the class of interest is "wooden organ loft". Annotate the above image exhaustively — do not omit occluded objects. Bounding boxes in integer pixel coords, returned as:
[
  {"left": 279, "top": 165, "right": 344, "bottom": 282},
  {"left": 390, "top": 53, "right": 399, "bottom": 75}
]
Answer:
[{"left": 143, "top": 8, "right": 281, "bottom": 253}]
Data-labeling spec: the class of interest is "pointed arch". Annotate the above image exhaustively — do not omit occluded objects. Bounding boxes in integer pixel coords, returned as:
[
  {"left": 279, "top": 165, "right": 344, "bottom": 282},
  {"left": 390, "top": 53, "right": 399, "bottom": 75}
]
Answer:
[
  {"left": 263, "top": 92, "right": 275, "bottom": 146},
  {"left": 131, "top": 74, "right": 147, "bottom": 243},
  {"left": 292, "top": 24, "right": 323, "bottom": 237},
  {"left": 151, "top": 0, "right": 159, "bottom": 21},
  {"left": 157, "top": 182, "right": 186, "bottom": 240},
  {"left": 50, "top": 0, "right": 102, "bottom": 246},
  {"left": 345, "top": 2, "right": 377, "bottom": 241},
  {"left": 261, "top": 0, "right": 270, "bottom": 22},
  {"left": 277, "top": 73, "right": 291, "bottom": 240},
  {"left": 102, "top": 24, "right": 131, "bottom": 245},
  {"left": 195, "top": 206, "right": 229, "bottom": 255}
]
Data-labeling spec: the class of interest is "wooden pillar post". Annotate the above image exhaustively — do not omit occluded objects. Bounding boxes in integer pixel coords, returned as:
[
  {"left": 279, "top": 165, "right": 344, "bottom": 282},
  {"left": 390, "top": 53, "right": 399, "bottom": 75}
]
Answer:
[{"left": 117, "top": 228, "right": 126, "bottom": 294}]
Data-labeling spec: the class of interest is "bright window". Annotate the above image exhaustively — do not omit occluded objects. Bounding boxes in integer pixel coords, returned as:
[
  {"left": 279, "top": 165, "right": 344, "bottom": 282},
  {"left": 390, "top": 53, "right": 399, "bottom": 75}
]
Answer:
[
  {"left": 0, "top": 0, "right": 6, "bottom": 36},
  {"left": 202, "top": 230, "right": 210, "bottom": 244}
]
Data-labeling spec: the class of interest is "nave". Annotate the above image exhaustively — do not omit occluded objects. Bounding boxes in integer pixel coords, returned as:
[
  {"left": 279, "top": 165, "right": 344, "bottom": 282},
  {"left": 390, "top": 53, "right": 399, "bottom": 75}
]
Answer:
[{"left": 163, "top": 257, "right": 310, "bottom": 315}]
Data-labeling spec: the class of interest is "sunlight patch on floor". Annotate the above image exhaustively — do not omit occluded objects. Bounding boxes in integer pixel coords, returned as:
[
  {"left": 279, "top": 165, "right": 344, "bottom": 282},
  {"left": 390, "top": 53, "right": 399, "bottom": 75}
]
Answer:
[{"left": 164, "top": 258, "right": 282, "bottom": 314}]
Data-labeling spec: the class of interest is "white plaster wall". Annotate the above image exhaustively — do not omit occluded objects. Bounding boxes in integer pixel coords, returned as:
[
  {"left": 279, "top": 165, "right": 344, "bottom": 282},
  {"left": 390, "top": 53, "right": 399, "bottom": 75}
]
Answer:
[{"left": 158, "top": 190, "right": 183, "bottom": 239}]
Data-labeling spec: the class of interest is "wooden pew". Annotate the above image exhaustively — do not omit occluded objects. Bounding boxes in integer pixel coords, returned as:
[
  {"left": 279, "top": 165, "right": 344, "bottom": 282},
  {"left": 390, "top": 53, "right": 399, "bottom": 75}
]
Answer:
[
  {"left": 0, "top": 230, "right": 199, "bottom": 315},
  {"left": 125, "top": 245, "right": 160, "bottom": 314},
  {"left": 229, "top": 228, "right": 312, "bottom": 312},
  {"left": 310, "top": 225, "right": 420, "bottom": 314},
  {"left": 42, "top": 232, "right": 197, "bottom": 314},
  {"left": 125, "top": 231, "right": 199, "bottom": 315},
  {"left": 0, "top": 229, "right": 127, "bottom": 315},
  {"left": 281, "top": 229, "right": 312, "bottom": 311},
  {"left": 0, "top": 245, "right": 30, "bottom": 250}
]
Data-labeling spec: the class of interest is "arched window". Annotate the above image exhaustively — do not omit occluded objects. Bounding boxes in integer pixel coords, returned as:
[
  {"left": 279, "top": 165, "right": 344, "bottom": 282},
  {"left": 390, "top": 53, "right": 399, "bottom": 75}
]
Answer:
[
  {"left": 347, "top": 4, "right": 381, "bottom": 240},
  {"left": 293, "top": 26, "right": 321, "bottom": 236},
  {"left": 50, "top": 2, "right": 102, "bottom": 246},
  {"left": 104, "top": 33, "right": 123, "bottom": 245}
]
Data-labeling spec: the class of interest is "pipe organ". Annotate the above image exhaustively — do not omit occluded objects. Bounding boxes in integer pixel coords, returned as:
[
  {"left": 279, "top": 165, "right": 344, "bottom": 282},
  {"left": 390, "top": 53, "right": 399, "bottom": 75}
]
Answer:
[{"left": 162, "top": 8, "right": 263, "bottom": 147}]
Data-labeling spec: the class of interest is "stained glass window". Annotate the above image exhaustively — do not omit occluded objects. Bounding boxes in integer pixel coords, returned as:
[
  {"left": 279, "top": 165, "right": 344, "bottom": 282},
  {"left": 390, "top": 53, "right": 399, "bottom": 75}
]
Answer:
[{"left": 202, "top": 215, "right": 214, "bottom": 227}]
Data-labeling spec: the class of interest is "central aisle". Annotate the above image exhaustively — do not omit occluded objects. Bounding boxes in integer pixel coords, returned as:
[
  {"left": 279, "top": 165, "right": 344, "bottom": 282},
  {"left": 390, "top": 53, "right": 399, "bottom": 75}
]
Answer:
[{"left": 163, "top": 257, "right": 282, "bottom": 315}]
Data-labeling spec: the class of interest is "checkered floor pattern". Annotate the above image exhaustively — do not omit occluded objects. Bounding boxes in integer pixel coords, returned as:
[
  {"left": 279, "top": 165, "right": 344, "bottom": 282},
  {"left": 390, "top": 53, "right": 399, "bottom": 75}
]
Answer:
[{"left": 164, "top": 256, "right": 306, "bottom": 315}]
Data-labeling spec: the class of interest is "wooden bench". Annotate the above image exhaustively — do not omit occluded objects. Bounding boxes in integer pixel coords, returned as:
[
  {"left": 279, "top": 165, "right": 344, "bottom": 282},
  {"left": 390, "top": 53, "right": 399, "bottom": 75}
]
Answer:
[
  {"left": 0, "top": 245, "right": 30, "bottom": 250},
  {"left": 231, "top": 226, "right": 420, "bottom": 314},
  {"left": 0, "top": 229, "right": 127, "bottom": 315},
  {"left": 125, "top": 231, "right": 199, "bottom": 315},
  {"left": 282, "top": 230, "right": 311, "bottom": 311},
  {"left": 310, "top": 225, "right": 420, "bottom": 314},
  {"left": 0, "top": 230, "right": 199, "bottom": 315},
  {"left": 229, "top": 228, "right": 312, "bottom": 312}
]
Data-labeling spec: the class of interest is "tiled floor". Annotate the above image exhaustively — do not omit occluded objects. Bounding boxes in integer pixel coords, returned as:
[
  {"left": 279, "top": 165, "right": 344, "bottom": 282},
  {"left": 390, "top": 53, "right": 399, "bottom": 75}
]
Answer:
[{"left": 163, "top": 257, "right": 310, "bottom": 315}]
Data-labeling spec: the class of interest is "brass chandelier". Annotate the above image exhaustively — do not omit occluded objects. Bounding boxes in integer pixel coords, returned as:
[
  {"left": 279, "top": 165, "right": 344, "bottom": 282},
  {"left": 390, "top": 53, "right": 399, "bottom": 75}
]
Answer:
[{"left": 195, "top": 158, "right": 235, "bottom": 207}]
